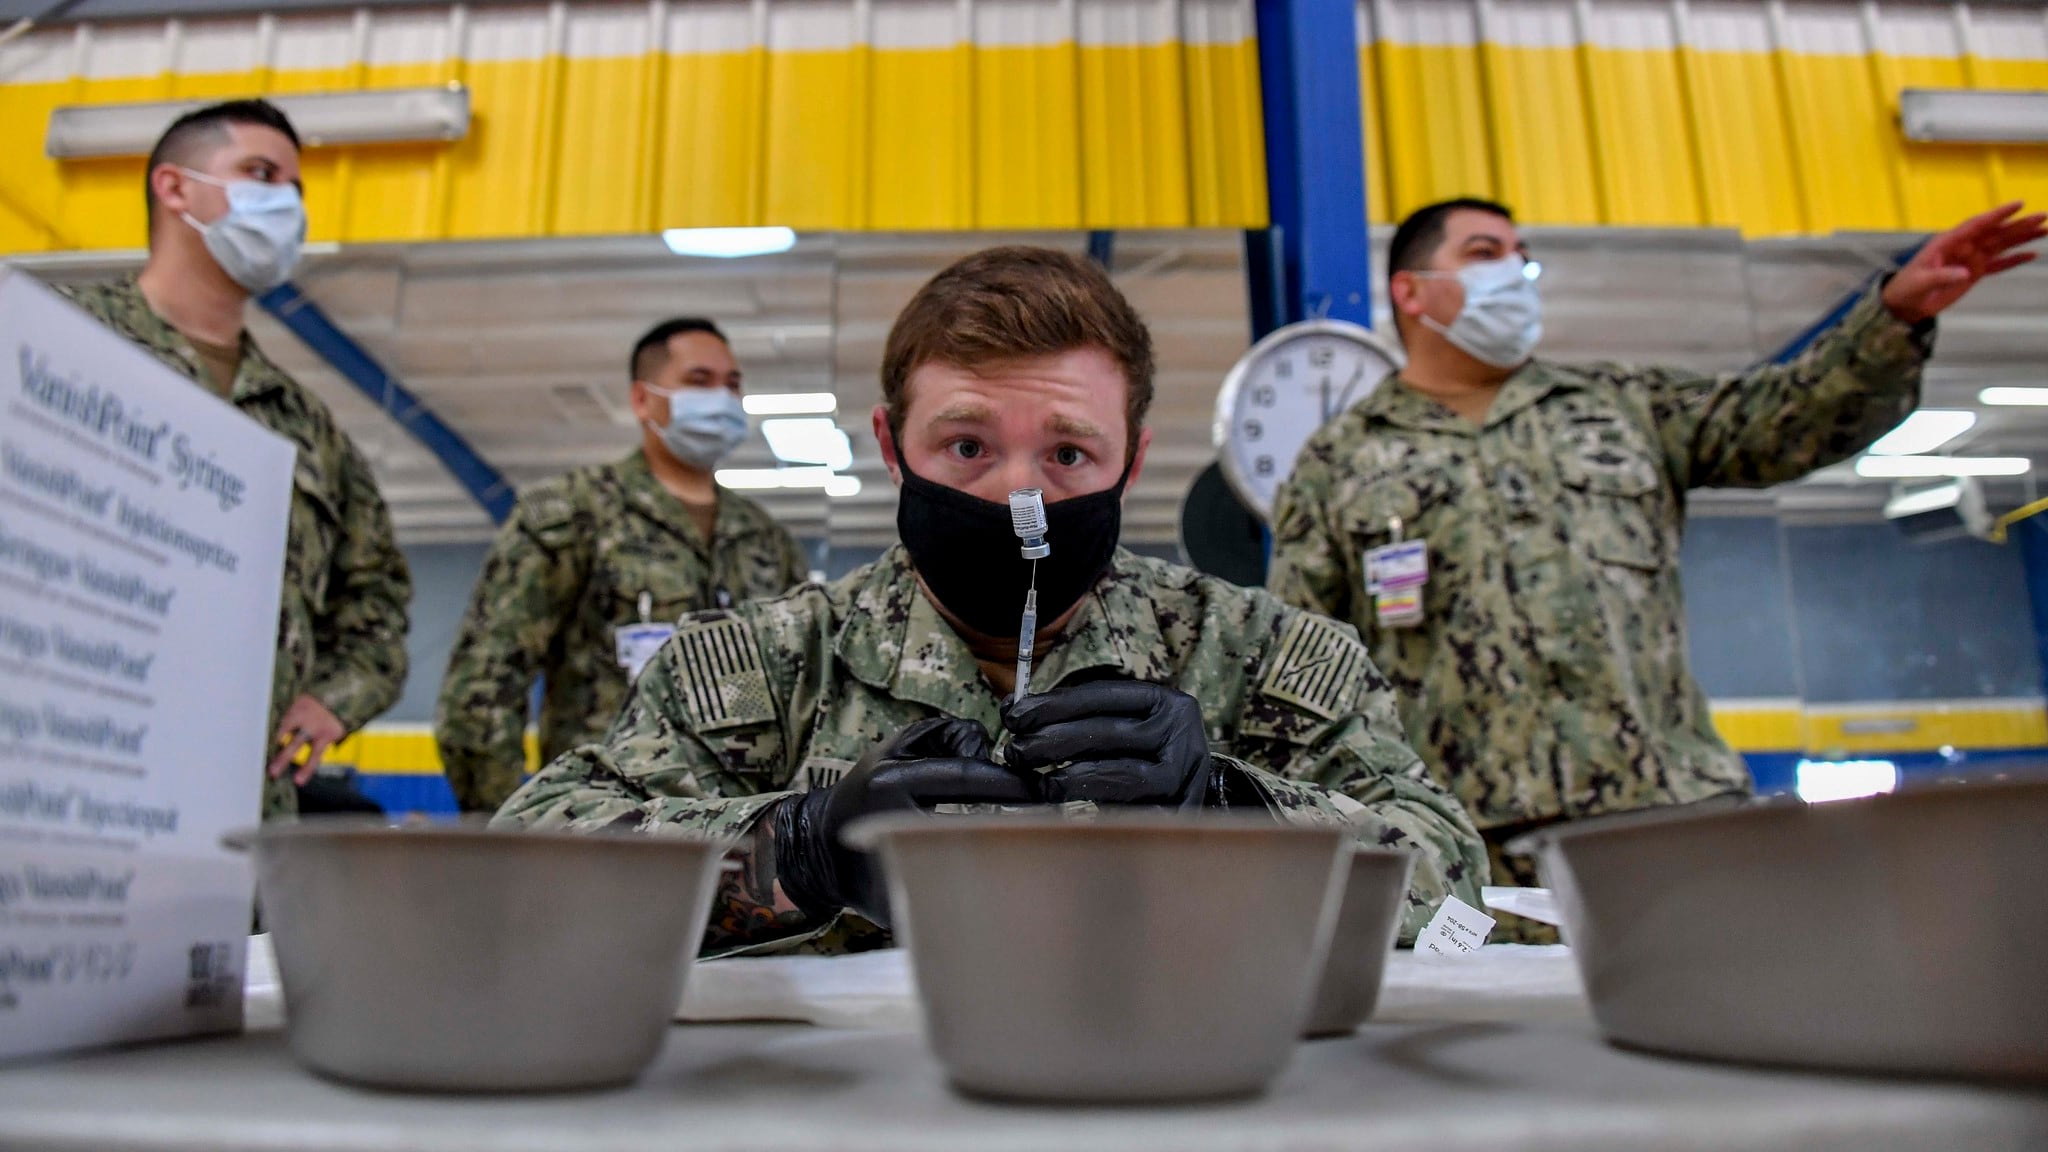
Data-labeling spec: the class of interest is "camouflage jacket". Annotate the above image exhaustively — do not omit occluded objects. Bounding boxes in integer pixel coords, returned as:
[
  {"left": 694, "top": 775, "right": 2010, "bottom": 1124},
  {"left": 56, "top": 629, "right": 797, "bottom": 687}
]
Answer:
[
  {"left": 495, "top": 545, "right": 1488, "bottom": 949},
  {"left": 59, "top": 276, "right": 412, "bottom": 821},
  {"left": 1269, "top": 288, "right": 1931, "bottom": 832},
  {"left": 436, "top": 451, "right": 806, "bottom": 811}
]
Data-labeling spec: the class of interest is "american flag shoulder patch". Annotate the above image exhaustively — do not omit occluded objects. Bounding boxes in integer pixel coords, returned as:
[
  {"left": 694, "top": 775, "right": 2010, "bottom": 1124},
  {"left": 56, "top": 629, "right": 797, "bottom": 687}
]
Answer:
[
  {"left": 670, "top": 616, "right": 777, "bottom": 732},
  {"left": 1259, "top": 614, "right": 1368, "bottom": 721}
]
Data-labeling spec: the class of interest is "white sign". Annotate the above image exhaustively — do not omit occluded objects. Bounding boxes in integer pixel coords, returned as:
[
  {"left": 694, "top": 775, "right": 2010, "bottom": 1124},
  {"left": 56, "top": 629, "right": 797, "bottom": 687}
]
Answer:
[
  {"left": 1417, "top": 894, "right": 1496, "bottom": 960},
  {"left": 0, "top": 268, "right": 293, "bottom": 1061}
]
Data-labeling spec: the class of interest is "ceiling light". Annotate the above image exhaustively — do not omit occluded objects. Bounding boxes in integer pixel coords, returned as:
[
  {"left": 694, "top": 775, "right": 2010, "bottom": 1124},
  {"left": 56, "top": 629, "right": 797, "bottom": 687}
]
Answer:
[
  {"left": 662, "top": 227, "right": 797, "bottom": 259},
  {"left": 716, "top": 466, "right": 839, "bottom": 490},
  {"left": 1979, "top": 387, "right": 2048, "bottom": 406},
  {"left": 1795, "top": 759, "right": 1898, "bottom": 804},
  {"left": 1854, "top": 455, "right": 2031, "bottom": 479},
  {"left": 1882, "top": 481, "right": 1964, "bottom": 519},
  {"left": 742, "top": 392, "right": 838, "bottom": 416},
  {"left": 46, "top": 86, "right": 470, "bottom": 158},
  {"left": 761, "top": 418, "right": 852, "bottom": 470},
  {"left": 1899, "top": 88, "right": 2048, "bottom": 144},
  {"left": 1866, "top": 409, "right": 1975, "bottom": 456},
  {"left": 825, "top": 475, "right": 862, "bottom": 498}
]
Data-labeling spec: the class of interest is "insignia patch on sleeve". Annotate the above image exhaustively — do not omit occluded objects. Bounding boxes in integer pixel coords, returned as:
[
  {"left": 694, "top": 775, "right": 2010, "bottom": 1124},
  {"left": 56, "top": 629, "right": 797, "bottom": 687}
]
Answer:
[
  {"left": 671, "top": 616, "right": 778, "bottom": 732},
  {"left": 1259, "top": 613, "right": 1369, "bottom": 721}
]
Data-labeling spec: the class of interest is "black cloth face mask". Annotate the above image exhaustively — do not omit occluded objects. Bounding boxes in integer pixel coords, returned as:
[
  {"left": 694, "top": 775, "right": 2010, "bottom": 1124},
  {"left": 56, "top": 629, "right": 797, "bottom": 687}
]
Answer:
[{"left": 895, "top": 452, "right": 1129, "bottom": 639}]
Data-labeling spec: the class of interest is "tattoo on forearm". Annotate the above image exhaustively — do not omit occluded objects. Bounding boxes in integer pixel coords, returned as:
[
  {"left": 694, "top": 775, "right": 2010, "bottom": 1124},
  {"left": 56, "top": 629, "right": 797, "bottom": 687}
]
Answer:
[{"left": 701, "top": 815, "right": 809, "bottom": 953}]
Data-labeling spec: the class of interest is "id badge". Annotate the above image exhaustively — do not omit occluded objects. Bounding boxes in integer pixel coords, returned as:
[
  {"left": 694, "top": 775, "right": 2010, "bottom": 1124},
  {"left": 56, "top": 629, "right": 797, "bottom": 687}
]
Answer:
[
  {"left": 614, "top": 622, "right": 676, "bottom": 681},
  {"left": 1374, "top": 587, "right": 1425, "bottom": 629},
  {"left": 1365, "top": 539, "right": 1429, "bottom": 594}
]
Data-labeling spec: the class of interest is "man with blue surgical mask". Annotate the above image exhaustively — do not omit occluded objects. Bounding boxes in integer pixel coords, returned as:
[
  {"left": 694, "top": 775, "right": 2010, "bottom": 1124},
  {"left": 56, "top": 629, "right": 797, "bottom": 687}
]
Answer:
[
  {"left": 57, "top": 99, "right": 412, "bottom": 822},
  {"left": 435, "top": 318, "right": 807, "bottom": 812},
  {"left": 1269, "top": 196, "right": 2043, "bottom": 938}
]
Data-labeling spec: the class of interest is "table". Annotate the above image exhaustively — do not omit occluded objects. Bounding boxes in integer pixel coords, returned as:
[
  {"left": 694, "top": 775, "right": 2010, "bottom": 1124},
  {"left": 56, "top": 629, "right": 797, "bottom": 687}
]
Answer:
[{"left": 2, "top": 948, "right": 2044, "bottom": 1151}]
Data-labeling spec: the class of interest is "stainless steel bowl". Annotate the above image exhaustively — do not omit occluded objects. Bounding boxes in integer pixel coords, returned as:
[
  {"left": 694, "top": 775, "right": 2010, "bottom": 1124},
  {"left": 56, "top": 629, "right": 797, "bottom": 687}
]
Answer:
[
  {"left": 1514, "top": 780, "right": 2048, "bottom": 1080},
  {"left": 1302, "top": 847, "right": 1415, "bottom": 1037},
  {"left": 847, "top": 812, "right": 1347, "bottom": 1102},
  {"left": 225, "top": 820, "right": 726, "bottom": 1092}
]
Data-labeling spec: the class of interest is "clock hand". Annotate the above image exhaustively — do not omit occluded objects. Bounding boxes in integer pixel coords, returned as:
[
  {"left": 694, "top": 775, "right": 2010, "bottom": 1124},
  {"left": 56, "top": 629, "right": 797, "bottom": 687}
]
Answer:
[
  {"left": 1334, "top": 362, "right": 1366, "bottom": 412},
  {"left": 1319, "top": 377, "right": 1333, "bottom": 422}
]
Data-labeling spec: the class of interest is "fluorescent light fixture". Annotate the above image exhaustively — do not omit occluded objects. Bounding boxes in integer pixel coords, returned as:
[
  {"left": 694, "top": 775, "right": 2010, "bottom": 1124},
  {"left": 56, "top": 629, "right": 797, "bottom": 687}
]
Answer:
[
  {"left": 662, "top": 227, "right": 797, "bottom": 259},
  {"left": 46, "top": 86, "right": 470, "bottom": 159},
  {"left": 1980, "top": 387, "right": 2048, "bottom": 406},
  {"left": 825, "top": 474, "right": 862, "bottom": 498},
  {"left": 1795, "top": 759, "right": 1899, "bottom": 804},
  {"left": 1899, "top": 88, "right": 2048, "bottom": 145},
  {"left": 742, "top": 392, "right": 838, "bottom": 416},
  {"left": 1854, "top": 455, "right": 2031, "bottom": 478},
  {"left": 1866, "top": 409, "right": 1975, "bottom": 456},
  {"left": 761, "top": 417, "right": 852, "bottom": 470},
  {"left": 1883, "top": 481, "right": 1964, "bottom": 518}
]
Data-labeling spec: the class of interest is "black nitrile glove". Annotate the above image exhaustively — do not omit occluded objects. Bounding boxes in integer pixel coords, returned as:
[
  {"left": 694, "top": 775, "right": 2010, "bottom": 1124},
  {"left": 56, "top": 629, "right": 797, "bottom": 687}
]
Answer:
[
  {"left": 1002, "top": 679, "right": 1213, "bottom": 810},
  {"left": 771, "top": 717, "right": 1034, "bottom": 927}
]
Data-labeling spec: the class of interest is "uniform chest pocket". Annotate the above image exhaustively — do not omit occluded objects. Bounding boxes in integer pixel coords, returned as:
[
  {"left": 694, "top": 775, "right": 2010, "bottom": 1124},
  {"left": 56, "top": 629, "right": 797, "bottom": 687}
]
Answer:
[
  {"left": 1557, "top": 421, "right": 1669, "bottom": 572},
  {"left": 287, "top": 464, "right": 342, "bottom": 607},
  {"left": 601, "top": 552, "right": 708, "bottom": 626}
]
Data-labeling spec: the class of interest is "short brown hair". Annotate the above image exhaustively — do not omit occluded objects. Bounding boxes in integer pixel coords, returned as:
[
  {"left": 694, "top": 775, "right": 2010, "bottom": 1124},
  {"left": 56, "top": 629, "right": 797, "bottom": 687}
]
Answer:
[{"left": 880, "top": 246, "right": 1155, "bottom": 457}]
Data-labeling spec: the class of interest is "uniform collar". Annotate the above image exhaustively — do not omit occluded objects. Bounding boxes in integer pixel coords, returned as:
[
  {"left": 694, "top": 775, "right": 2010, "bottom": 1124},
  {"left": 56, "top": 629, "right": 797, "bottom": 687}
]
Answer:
[
  {"left": 1361, "top": 360, "right": 1578, "bottom": 434},
  {"left": 616, "top": 449, "right": 751, "bottom": 550},
  {"left": 105, "top": 276, "right": 283, "bottom": 404},
  {"left": 834, "top": 546, "right": 1177, "bottom": 721}
]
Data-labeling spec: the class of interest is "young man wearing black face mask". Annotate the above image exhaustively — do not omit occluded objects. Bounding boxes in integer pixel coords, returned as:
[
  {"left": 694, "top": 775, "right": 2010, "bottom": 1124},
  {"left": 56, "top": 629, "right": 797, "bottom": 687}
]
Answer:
[{"left": 494, "top": 247, "right": 1484, "bottom": 956}]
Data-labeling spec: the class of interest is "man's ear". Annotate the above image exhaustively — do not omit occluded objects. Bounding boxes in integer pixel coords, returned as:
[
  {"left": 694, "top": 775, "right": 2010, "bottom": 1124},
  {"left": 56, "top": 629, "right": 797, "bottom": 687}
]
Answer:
[
  {"left": 873, "top": 404, "right": 903, "bottom": 485},
  {"left": 1122, "top": 426, "right": 1152, "bottom": 495}
]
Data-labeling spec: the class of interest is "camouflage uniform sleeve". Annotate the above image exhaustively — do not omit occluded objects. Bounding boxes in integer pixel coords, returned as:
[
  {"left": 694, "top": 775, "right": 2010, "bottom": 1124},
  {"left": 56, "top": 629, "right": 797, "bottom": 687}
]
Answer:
[
  {"left": 302, "top": 438, "right": 412, "bottom": 732},
  {"left": 1636, "top": 286, "right": 1932, "bottom": 491},
  {"left": 771, "top": 521, "right": 809, "bottom": 591},
  {"left": 489, "top": 612, "right": 791, "bottom": 838},
  {"left": 1266, "top": 440, "right": 1355, "bottom": 624},
  {"left": 1227, "top": 610, "right": 1487, "bottom": 943},
  {"left": 434, "top": 485, "right": 590, "bottom": 812}
]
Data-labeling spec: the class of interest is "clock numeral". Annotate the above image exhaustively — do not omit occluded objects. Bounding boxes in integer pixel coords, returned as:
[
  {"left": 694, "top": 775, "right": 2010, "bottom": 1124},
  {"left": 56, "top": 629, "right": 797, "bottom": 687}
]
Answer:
[
  {"left": 1254, "top": 455, "right": 1275, "bottom": 477},
  {"left": 1308, "top": 346, "right": 1335, "bottom": 368},
  {"left": 1273, "top": 359, "right": 1293, "bottom": 380},
  {"left": 1242, "top": 419, "right": 1264, "bottom": 441},
  {"left": 1251, "top": 384, "right": 1277, "bottom": 408}
]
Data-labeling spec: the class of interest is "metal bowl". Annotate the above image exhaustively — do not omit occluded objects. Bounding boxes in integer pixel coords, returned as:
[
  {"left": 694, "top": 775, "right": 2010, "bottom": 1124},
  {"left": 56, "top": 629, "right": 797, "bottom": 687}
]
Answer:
[
  {"left": 847, "top": 812, "right": 1347, "bottom": 1102},
  {"left": 1513, "top": 780, "right": 2048, "bottom": 1080},
  {"left": 1302, "top": 847, "right": 1415, "bottom": 1038},
  {"left": 224, "top": 820, "right": 726, "bottom": 1092}
]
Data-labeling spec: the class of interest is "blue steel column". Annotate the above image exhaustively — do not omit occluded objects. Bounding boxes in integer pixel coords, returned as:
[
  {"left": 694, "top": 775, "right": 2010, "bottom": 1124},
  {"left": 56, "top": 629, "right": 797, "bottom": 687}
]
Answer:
[
  {"left": 1245, "top": 0, "right": 1374, "bottom": 337},
  {"left": 259, "top": 282, "right": 516, "bottom": 524}
]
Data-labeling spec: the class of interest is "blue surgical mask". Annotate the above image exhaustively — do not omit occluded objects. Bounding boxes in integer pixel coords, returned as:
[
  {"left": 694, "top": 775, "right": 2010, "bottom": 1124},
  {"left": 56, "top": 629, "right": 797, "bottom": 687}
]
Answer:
[
  {"left": 179, "top": 169, "right": 307, "bottom": 293},
  {"left": 1418, "top": 255, "right": 1543, "bottom": 369},
  {"left": 648, "top": 386, "right": 747, "bottom": 469}
]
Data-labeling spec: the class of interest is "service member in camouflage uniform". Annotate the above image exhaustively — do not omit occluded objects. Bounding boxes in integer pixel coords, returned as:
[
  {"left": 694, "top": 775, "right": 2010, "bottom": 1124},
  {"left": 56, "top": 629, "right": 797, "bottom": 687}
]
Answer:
[
  {"left": 1268, "top": 197, "right": 2043, "bottom": 935},
  {"left": 58, "top": 100, "right": 412, "bottom": 822},
  {"left": 497, "top": 247, "right": 1486, "bottom": 956},
  {"left": 435, "top": 319, "right": 806, "bottom": 811}
]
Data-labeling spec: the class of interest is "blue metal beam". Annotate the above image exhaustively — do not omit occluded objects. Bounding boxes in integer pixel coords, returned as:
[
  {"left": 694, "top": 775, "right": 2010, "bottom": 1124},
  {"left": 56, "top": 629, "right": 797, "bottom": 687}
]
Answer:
[
  {"left": 259, "top": 281, "right": 515, "bottom": 524},
  {"left": 1246, "top": 0, "right": 1374, "bottom": 337}
]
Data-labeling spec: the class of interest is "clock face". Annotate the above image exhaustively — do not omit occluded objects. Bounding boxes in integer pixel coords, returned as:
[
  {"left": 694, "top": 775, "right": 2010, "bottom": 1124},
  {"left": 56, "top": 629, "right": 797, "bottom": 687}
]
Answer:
[{"left": 1212, "top": 319, "right": 1404, "bottom": 522}]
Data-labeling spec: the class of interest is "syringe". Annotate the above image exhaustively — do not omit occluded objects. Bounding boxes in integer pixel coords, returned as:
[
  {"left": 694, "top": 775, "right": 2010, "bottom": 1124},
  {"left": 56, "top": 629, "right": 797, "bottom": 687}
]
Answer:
[{"left": 1009, "top": 489, "right": 1049, "bottom": 701}]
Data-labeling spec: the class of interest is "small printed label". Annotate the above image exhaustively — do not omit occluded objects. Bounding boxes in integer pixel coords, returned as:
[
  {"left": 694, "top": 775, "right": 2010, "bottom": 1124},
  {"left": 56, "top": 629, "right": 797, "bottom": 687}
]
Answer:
[
  {"left": 1364, "top": 539, "right": 1429, "bottom": 593},
  {"left": 1418, "top": 894, "right": 1495, "bottom": 959},
  {"left": 1374, "top": 587, "right": 1425, "bottom": 629},
  {"left": 613, "top": 622, "right": 676, "bottom": 681}
]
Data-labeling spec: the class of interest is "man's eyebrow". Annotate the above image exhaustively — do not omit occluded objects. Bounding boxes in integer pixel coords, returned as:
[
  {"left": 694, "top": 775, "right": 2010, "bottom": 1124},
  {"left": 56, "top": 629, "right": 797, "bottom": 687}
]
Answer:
[
  {"left": 1047, "top": 413, "right": 1106, "bottom": 439},
  {"left": 1461, "top": 234, "right": 1509, "bottom": 250},
  {"left": 929, "top": 402, "right": 997, "bottom": 426}
]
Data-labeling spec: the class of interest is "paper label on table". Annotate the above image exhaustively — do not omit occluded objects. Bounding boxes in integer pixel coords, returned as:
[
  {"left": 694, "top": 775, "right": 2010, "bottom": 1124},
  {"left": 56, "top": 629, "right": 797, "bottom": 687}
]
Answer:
[
  {"left": 614, "top": 622, "right": 675, "bottom": 681},
  {"left": 0, "top": 269, "right": 292, "bottom": 1061},
  {"left": 1418, "top": 894, "right": 1496, "bottom": 960}
]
